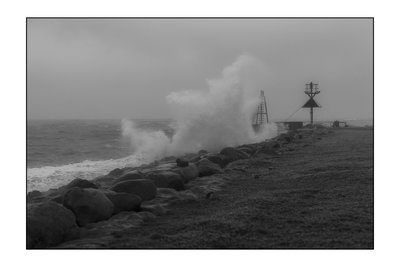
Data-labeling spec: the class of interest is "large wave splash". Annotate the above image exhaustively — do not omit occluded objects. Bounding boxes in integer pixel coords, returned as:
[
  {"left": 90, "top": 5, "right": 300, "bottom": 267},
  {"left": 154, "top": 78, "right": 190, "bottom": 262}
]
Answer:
[{"left": 122, "top": 54, "right": 278, "bottom": 160}]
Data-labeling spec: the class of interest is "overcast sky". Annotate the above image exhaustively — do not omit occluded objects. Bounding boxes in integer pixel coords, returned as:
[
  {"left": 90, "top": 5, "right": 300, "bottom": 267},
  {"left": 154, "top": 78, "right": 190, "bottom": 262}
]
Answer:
[{"left": 27, "top": 18, "right": 372, "bottom": 121}]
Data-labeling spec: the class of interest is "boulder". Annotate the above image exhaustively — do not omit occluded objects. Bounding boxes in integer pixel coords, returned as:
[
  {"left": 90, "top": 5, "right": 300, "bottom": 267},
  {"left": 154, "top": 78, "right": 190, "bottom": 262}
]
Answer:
[
  {"left": 176, "top": 158, "right": 189, "bottom": 167},
  {"left": 144, "top": 171, "right": 185, "bottom": 191},
  {"left": 142, "top": 163, "right": 176, "bottom": 174},
  {"left": 237, "top": 144, "right": 258, "bottom": 156},
  {"left": 108, "top": 168, "right": 124, "bottom": 177},
  {"left": 105, "top": 192, "right": 142, "bottom": 214},
  {"left": 256, "top": 141, "right": 281, "bottom": 155},
  {"left": 27, "top": 190, "right": 42, "bottom": 202},
  {"left": 63, "top": 188, "right": 114, "bottom": 226},
  {"left": 197, "top": 158, "right": 222, "bottom": 177},
  {"left": 112, "top": 170, "right": 144, "bottom": 184},
  {"left": 27, "top": 201, "right": 78, "bottom": 248},
  {"left": 110, "top": 179, "right": 157, "bottom": 201},
  {"left": 220, "top": 147, "right": 249, "bottom": 164},
  {"left": 174, "top": 163, "right": 199, "bottom": 183},
  {"left": 198, "top": 149, "right": 208, "bottom": 156},
  {"left": 202, "top": 153, "right": 226, "bottom": 168},
  {"left": 65, "top": 178, "right": 98, "bottom": 190}
]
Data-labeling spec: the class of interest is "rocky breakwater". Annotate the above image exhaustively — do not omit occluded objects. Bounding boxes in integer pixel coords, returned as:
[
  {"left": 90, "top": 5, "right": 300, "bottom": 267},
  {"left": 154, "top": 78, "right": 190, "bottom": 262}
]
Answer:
[{"left": 27, "top": 127, "right": 330, "bottom": 248}]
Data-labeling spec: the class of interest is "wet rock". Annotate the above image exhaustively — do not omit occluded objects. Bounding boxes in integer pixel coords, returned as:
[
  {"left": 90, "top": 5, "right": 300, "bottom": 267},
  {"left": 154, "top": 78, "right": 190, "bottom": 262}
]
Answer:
[
  {"left": 202, "top": 153, "right": 226, "bottom": 168},
  {"left": 255, "top": 141, "right": 281, "bottom": 155},
  {"left": 237, "top": 146, "right": 256, "bottom": 156},
  {"left": 27, "top": 190, "right": 42, "bottom": 202},
  {"left": 105, "top": 192, "right": 142, "bottom": 214},
  {"left": 108, "top": 168, "right": 124, "bottom": 177},
  {"left": 65, "top": 178, "right": 98, "bottom": 190},
  {"left": 176, "top": 158, "right": 189, "bottom": 167},
  {"left": 50, "top": 195, "right": 64, "bottom": 204},
  {"left": 112, "top": 170, "right": 144, "bottom": 184},
  {"left": 175, "top": 163, "right": 199, "bottom": 183},
  {"left": 197, "top": 158, "right": 222, "bottom": 177},
  {"left": 92, "top": 175, "right": 115, "bottom": 188},
  {"left": 220, "top": 147, "right": 249, "bottom": 164},
  {"left": 110, "top": 179, "right": 157, "bottom": 201},
  {"left": 144, "top": 171, "right": 185, "bottom": 191},
  {"left": 63, "top": 188, "right": 114, "bottom": 226},
  {"left": 27, "top": 201, "right": 79, "bottom": 248},
  {"left": 198, "top": 149, "right": 208, "bottom": 156}
]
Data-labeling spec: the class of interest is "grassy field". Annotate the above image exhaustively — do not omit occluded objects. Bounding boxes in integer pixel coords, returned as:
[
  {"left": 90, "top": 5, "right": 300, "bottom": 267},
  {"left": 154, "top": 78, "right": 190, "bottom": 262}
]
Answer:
[{"left": 85, "top": 127, "right": 372, "bottom": 249}]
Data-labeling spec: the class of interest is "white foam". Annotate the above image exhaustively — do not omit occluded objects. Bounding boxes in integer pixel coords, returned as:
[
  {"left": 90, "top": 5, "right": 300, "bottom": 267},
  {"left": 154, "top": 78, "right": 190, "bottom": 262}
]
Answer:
[{"left": 27, "top": 153, "right": 150, "bottom": 192}]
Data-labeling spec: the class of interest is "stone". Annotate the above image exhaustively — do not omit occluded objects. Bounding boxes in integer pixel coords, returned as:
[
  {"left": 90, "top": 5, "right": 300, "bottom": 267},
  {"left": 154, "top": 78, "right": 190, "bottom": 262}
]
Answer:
[
  {"left": 112, "top": 170, "right": 144, "bottom": 184},
  {"left": 237, "top": 144, "right": 257, "bottom": 156},
  {"left": 63, "top": 188, "right": 114, "bottom": 226},
  {"left": 65, "top": 178, "right": 98, "bottom": 190},
  {"left": 198, "top": 149, "right": 208, "bottom": 156},
  {"left": 197, "top": 158, "right": 222, "bottom": 177},
  {"left": 144, "top": 171, "right": 185, "bottom": 191},
  {"left": 27, "top": 190, "right": 42, "bottom": 202},
  {"left": 27, "top": 201, "right": 79, "bottom": 248},
  {"left": 174, "top": 163, "right": 199, "bottom": 183},
  {"left": 220, "top": 147, "right": 249, "bottom": 164},
  {"left": 50, "top": 195, "right": 64, "bottom": 204},
  {"left": 110, "top": 179, "right": 157, "bottom": 201},
  {"left": 176, "top": 158, "right": 189, "bottom": 167},
  {"left": 202, "top": 153, "right": 226, "bottom": 168},
  {"left": 108, "top": 168, "right": 124, "bottom": 177},
  {"left": 256, "top": 141, "right": 281, "bottom": 155},
  {"left": 105, "top": 192, "right": 142, "bottom": 214}
]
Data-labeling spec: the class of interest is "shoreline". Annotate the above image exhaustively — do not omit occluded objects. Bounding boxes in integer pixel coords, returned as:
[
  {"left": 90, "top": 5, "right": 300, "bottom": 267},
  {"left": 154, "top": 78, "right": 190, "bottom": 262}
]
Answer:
[{"left": 27, "top": 126, "right": 373, "bottom": 248}]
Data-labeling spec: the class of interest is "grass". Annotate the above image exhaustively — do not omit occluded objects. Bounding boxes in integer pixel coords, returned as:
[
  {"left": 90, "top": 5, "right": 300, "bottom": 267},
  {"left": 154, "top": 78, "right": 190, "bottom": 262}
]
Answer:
[{"left": 60, "top": 128, "right": 373, "bottom": 248}]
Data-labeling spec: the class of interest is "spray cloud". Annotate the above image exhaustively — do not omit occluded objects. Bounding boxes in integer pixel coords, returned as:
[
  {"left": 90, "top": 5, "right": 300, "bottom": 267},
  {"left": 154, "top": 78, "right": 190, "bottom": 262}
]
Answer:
[{"left": 122, "top": 54, "right": 278, "bottom": 160}]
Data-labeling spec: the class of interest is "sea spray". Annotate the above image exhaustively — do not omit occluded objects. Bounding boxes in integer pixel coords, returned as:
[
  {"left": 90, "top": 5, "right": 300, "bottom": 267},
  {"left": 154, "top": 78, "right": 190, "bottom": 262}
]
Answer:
[
  {"left": 122, "top": 54, "right": 278, "bottom": 158},
  {"left": 27, "top": 55, "right": 278, "bottom": 192}
]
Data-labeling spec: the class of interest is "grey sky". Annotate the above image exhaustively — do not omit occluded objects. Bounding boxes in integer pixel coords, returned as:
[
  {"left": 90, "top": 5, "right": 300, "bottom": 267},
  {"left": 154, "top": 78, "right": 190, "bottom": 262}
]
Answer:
[{"left": 27, "top": 18, "right": 372, "bottom": 121}]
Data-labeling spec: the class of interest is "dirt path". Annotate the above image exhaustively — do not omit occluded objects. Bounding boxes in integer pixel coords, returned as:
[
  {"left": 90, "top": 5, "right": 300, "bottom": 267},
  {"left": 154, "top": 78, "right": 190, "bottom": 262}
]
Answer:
[{"left": 64, "top": 128, "right": 374, "bottom": 248}]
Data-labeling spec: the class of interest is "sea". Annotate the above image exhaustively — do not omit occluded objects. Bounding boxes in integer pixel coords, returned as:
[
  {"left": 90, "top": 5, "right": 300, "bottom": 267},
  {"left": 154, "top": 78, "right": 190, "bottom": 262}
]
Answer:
[
  {"left": 27, "top": 119, "right": 175, "bottom": 192},
  {"left": 27, "top": 118, "right": 373, "bottom": 192}
]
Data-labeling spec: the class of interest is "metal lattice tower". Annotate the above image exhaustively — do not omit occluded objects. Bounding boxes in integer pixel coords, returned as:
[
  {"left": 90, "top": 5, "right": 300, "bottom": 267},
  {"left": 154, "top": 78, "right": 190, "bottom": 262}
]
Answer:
[
  {"left": 253, "top": 90, "right": 269, "bottom": 128},
  {"left": 302, "top": 82, "right": 321, "bottom": 125}
]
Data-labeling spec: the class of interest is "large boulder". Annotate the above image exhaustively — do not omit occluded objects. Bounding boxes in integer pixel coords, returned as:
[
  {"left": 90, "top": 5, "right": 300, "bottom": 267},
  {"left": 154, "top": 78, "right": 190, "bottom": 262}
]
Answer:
[
  {"left": 65, "top": 178, "right": 98, "bottom": 190},
  {"left": 63, "top": 188, "right": 114, "bottom": 226},
  {"left": 110, "top": 179, "right": 157, "bottom": 201},
  {"left": 202, "top": 153, "right": 226, "bottom": 168},
  {"left": 108, "top": 168, "right": 124, "bottom": 177},
  {"left": 141, "top": 163, "right": 176, "bottom": 174},
  {"left": 220, "top": 147, "right": 249, "bottom": 164},
  {"left": 144, "top": 171, "right": 185, "bottom": 191},
  {"left": 176, "top": 158, "right": 189, "bottom": 167},
  {"left": 174, "top": 163, "right": 199, "bottom": 183},
  {"left": 112, "top": 170, "right": 144, "bottom": 184},
  {"left": 237, "top": 144, "right": 258, "bottom": 156},
  {"left": 27, "top": 190, "right": 43, "bottom": 202},
  {"left": 197, "top": 158, "right": 222, "bottom": 177},
  {"left": 255, "top": 140, "right": 281, "bottom": 155},
  {"left": 105, "top": 192, "right": 142, "bottom": 214},
  {"left": 27, "top": 201, "right": 78, "bottom": 248}
]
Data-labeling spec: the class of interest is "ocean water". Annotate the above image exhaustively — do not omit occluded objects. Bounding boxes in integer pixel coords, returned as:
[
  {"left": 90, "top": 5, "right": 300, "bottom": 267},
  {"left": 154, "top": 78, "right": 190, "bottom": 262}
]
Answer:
[{"left": 27, "top": 119, "right": 174, "bottom": 192}]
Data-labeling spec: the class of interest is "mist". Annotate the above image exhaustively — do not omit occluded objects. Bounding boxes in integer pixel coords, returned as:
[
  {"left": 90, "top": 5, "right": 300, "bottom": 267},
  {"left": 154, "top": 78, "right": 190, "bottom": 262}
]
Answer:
[{"left": 121, "top": 54, "right": 278, "bottom": 161}]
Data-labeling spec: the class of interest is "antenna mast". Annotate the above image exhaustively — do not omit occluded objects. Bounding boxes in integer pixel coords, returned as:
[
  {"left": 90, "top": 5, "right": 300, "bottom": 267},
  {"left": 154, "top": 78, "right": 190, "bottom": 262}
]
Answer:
[{"left": 302, "top": 82, "right": 321, "bottom": 125}]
